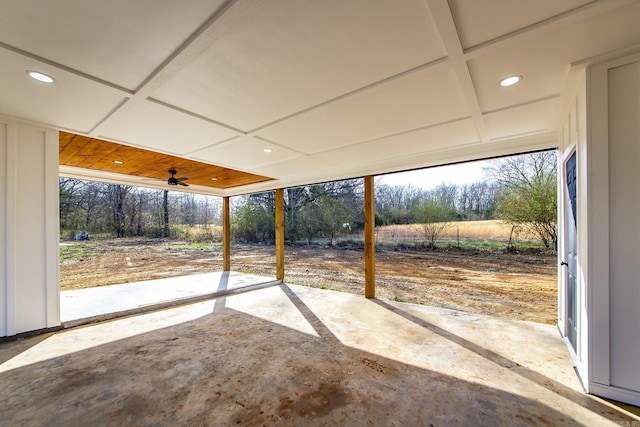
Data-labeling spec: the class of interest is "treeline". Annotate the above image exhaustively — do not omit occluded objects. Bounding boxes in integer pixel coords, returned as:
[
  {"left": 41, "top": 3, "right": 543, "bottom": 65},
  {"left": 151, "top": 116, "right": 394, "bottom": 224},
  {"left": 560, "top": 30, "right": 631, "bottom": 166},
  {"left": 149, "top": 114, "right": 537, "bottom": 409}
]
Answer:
[
  {"left": 376, "top": 180, "right": 499, "bottom": 225},
  {"left": 60, "top": 152, "right": 558, "bottom": 249},
  {"left": 60, "top": 179, "right": 221, "bottom": 240},
  {"left": 230, "top": 151, "right": 557, "bottom": 249},
  {"left": 232, "top": 179, "right": 501, "bottom": 245}
]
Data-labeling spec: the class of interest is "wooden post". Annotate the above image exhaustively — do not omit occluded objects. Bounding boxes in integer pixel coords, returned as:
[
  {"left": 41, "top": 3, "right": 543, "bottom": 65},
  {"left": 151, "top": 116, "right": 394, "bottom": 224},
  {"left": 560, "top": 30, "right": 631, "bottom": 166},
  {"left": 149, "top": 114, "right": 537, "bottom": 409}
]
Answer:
[
  {"left": 275, "top": 188, "right": 285, "bottom": 281},
  {"left": 364, "top": 176, "right": 375, "bottom": 298},
  {"left": 223, "top": 196, "right": 231, "bottom": 272}
]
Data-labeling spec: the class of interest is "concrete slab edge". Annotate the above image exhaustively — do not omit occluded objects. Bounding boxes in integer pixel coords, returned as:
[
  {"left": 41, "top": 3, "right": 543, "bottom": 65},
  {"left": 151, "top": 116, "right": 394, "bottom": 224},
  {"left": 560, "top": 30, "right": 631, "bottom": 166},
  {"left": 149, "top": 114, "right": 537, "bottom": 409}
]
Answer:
[
  {"left": 0, "top": 325, "right": 64, "bottom": 342},
  {"left": 61, "top": 280, "right": 283, "bottom": 330}
]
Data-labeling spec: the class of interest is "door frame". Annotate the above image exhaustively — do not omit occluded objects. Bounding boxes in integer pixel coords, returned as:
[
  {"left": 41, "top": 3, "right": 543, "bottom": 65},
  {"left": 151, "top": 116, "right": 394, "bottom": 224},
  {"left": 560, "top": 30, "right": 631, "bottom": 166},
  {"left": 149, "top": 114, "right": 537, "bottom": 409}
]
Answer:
[{"left": 559, "top": 145, "right": 578, "bottom": 360}]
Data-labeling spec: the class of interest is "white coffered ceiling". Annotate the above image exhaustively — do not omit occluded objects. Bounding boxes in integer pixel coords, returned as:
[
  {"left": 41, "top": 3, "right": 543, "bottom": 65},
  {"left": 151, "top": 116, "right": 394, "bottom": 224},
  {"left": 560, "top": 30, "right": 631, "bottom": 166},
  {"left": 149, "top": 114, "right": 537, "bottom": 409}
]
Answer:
[{"left": 1, "top": 0, "right": 639, "bottom": 195}]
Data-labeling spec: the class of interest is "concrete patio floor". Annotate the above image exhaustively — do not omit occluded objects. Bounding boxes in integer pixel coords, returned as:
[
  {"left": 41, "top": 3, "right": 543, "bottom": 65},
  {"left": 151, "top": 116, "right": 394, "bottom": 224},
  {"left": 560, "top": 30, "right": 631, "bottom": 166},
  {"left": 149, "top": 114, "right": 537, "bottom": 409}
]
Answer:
[
  {"left": 2, "top": 283, "right": 639, "bottom": 426},
  {"left": 60, "top": 270, "right": 279, "bottom": 327}
]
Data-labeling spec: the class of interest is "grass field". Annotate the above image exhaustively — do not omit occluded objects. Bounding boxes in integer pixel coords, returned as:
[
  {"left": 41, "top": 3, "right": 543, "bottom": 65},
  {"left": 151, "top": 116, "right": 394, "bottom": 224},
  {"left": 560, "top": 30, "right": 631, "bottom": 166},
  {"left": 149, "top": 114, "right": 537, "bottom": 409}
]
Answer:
[
  {"left": 186, "top": 220, "right": 544, "bottom": 251},
  {"left": 69, "top": 220, "right": 540, "bottom": 250}
]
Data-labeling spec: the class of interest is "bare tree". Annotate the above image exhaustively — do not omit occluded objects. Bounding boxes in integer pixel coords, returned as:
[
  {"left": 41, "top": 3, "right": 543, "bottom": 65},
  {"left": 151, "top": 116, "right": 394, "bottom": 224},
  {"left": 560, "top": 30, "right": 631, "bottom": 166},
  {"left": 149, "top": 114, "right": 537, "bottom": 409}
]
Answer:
[
  {"left": 105, "top": 184, "right": 131, "bottom": 237},
  {"left": 413, "top": 195, "right": 456, "bottom": 249},
  {"left": 488, "top": 151, "right": 557, "bottom": 249}
]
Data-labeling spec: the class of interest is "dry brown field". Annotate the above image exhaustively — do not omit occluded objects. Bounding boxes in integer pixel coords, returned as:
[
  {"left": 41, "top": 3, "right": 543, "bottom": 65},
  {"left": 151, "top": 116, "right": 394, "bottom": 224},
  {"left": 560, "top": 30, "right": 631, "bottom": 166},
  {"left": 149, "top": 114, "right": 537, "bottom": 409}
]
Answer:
[{"left": 378, "top": 220, "right": 514, "bottom": 240}]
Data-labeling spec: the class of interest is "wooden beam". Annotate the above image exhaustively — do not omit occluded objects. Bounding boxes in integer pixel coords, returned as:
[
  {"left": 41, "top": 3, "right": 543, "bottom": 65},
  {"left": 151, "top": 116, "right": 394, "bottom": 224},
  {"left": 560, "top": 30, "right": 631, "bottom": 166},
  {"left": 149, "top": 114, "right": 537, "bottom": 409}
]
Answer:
[
  {"left": 364, "top": 176, "right": 375, "bottom": 298},
  {"left": 223, "top": 196, "right": 231, "bottom": 272},
  {"left": 275, "top": 188, "right": 285, "bottom": 281}
]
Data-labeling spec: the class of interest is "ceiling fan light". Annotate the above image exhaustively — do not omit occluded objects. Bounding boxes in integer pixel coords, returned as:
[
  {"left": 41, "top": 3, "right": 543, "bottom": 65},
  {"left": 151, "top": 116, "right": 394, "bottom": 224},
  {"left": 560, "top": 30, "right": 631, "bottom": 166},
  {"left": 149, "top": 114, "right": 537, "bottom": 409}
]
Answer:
[
  {"left": 499, "top": 75, "right": 521, "bottom": 87},
  {"left": 26, "top": 70, "right": 55, "bottom": 83}
]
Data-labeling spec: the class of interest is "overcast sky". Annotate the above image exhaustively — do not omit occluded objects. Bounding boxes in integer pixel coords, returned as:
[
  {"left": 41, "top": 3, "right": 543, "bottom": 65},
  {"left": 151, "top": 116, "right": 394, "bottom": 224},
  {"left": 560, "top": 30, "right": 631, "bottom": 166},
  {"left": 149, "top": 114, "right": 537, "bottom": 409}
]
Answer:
[{"left": 375, "top": 160, "right": 490, "bottom": 190}]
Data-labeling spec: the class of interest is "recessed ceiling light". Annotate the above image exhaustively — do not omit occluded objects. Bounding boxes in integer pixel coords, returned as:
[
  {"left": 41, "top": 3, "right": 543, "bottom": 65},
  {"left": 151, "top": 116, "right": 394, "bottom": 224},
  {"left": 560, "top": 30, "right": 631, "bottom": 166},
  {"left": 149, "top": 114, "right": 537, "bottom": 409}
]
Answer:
[
  {"left": 211, "top": 177, "right": 218, "bottom": 181},
  {"left": 263, "top": 148, "right": 273, "bottom": 153},
  {"left": 26, "top": 70, "right": 55, "bottom": 83},
  {"left": 499, "top": 75, "right": 521, "bottom": 87},
  {"left": 113, "top": 160, "right": 124, "bottom": 165}
]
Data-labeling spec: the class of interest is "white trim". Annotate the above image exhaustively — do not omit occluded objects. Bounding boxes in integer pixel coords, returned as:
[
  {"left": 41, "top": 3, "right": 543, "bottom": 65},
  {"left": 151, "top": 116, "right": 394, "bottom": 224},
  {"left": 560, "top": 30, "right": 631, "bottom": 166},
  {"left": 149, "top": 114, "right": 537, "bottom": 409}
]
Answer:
[
  {"left": 0, "top": 122, "right": 6, "bottom": 337},
  {"left": 589, "top": 382, "right": 640, "bottom": 408},
  {"left": 558, "top": 144, "right": 577, "bottom": 342},
  {"left": 575, "top": 81, "right": 590, "bottom": 385},
  {"left": 586, "top": 62, "right": 611, "bottom": 386},
  {"left": 45, "top": 128, "right": 60, "bottom": 328},
  {"left": 4, "top": 123, "right": 17, "bottom": 336}
]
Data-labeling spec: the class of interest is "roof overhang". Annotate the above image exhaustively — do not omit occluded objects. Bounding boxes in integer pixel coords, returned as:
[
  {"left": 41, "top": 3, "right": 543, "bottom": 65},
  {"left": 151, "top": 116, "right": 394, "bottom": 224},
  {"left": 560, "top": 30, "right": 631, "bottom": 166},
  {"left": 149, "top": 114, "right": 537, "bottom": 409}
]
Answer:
[{"left": 2, "top": 0, "right": 639, "bottom": 195}]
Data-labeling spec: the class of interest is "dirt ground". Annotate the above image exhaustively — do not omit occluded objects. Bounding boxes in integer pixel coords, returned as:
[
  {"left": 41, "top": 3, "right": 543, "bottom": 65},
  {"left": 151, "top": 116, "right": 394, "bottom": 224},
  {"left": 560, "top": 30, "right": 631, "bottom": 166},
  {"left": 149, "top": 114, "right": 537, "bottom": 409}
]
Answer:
[{"left": 60, "top": 238, "right": 557, "bottom": 324}]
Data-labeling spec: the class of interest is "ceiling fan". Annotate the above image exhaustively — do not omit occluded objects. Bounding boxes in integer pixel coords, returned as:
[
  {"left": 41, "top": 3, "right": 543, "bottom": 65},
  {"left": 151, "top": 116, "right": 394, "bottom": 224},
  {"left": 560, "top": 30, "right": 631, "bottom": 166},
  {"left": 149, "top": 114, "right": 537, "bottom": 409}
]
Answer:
[{"left": 167, "top": 169, "right": 189, "bottom": 187}]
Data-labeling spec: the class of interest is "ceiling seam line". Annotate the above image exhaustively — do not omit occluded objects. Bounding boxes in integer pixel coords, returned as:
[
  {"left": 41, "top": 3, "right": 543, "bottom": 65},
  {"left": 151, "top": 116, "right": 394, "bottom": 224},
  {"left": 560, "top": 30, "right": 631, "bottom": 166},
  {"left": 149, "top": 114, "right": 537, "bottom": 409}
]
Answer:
[
  {"left": 344, "top": 139, "right": 485, "bottom": 168},
  {"left": 131, "top": 0, "right": 242, "bottom": 94},
  {"left": 570, "top": 42, "right": 640, "bottom": 68},
  {"left": 183, "top": 136, "right": 242, "bottom": 156},
  {"left": 91, "top": 135, "right": 186, "bottom": 158},
  {"left": 87, "top": 98, "right": 131, "bottom": 136},
  {"left": 86, "top": 0, "right": 268, "bottom": 138},
  {"left": 482, "top": 94, "right": 561, "bottom": 115},
  {"left": 307, "top": 115, "right": 473, "bottom": 156},
  {"left": 0, "top": 42, "right": 134, "bottom": 95},
  {"left": 246, "top": 56, "right": 450, "bottom": 134},
  {"left": 251, "top": 136, "right": 309, "bottom": 156},
  {"left": 423, "top": 0, "right": 488, "bottom": 143},
  {"left": 146, "top": 98, "right": 246, "bottom": 134},
  {"left": 461, "top": 0, "right": 625, "bottom": 59},
  {"left": 488, "top": 130, "right": 559, "bottom": 143}
]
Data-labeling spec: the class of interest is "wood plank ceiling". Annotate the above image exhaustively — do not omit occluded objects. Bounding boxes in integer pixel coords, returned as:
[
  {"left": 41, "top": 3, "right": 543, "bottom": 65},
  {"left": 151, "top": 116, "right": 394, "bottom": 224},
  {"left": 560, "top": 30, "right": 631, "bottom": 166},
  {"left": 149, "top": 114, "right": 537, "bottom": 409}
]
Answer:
[{"left": 59, "top": 132, "right": 273, "bottom": 190}]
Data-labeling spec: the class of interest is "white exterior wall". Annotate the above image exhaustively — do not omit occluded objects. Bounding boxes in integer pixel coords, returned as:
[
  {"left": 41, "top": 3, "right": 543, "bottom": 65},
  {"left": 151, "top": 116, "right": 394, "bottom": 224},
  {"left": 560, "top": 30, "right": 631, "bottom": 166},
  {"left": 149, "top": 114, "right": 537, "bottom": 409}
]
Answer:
[
  {"left": 0, "top": 118, "right": 59, "bottom": 337},
  {"left": 581, "top": 54, "right": 640, "bottom": 406},
  {"left": 608, "top": 60, "right": 640, "bottom": 392}
]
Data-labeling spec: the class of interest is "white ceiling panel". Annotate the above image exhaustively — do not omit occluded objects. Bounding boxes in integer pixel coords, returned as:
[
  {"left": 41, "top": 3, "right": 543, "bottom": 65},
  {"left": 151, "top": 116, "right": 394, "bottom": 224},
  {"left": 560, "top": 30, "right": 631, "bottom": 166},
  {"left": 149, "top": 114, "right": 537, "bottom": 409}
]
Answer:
[
  {"left": 449, "top": 0, "right": 593, "bottom": 49},
  {"left": 0, "top": 49, "right": 126, "bottom": 132},
  {"left": 99, "top": 101, "right": 239, "bottom": 156},
  {"left": 251, "top": 156, "right": 342, "bottom": 182},
  {"left": 468, "top": 46, "right": 566, "bottom": 114},
  {"left": 257, "top": 65, "right": 469, "bottom": 155},
  {"left": 0, "top": 0, "right": 638, "bottom": 194},
  {"left": 189, "top": 136, "right": 301, "bottom": 170},
  {"left": 469, "top": 1, "right": 640, "bottom": 113},
  {"left": 0, "top": 0, "right": 225, "bottom": 90},
  {"left": 312, "top": 118, "right": 480, "bottom": 168},
  {"left": 152, "top": 0, "right": 444, "bottom": 131},
  {"left": 484, "top": 98, "right": 558, "bottom": 141}
]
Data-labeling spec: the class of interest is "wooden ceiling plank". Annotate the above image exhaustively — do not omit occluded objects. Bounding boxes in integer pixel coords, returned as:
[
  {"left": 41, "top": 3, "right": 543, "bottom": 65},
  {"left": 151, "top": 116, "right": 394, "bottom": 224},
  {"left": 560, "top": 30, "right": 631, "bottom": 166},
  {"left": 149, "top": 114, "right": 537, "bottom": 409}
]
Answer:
[
  {"left": 73, "top": 139, "right": 121, "bottom": 169},
  {"left": 59, "top": 135, "right": 92, "bottom": 165},
  {"left": 59, "top": 132, "right": 274, "bottom": 190},
  {"left": 59, "top": 131, "right": 76, "bottom": 151}
]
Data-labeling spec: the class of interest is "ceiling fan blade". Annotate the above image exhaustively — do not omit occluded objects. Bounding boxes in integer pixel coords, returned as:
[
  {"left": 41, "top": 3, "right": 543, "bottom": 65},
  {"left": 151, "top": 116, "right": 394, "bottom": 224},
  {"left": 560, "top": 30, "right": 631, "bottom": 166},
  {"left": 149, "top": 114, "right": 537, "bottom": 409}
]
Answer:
[
  {"left": 176, "top": 177, "right": 189, "bottom": 182},
  {"left": 178, "top": 182, "right": 190, "bottom": 187}
]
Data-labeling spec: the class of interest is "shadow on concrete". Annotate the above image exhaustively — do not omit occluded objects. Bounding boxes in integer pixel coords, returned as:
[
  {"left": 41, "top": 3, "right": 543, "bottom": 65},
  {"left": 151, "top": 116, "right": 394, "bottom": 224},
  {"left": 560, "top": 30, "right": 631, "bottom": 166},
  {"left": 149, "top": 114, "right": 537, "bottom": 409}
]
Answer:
[
  {"left": 371, "top": 298, "right": 638, "bottom": 423},
  {"left": 0, "top": 308, "right": 575, "bottom": 424},
  {"left": 1, "top": 285, "right": 637, "bottom": 425}
]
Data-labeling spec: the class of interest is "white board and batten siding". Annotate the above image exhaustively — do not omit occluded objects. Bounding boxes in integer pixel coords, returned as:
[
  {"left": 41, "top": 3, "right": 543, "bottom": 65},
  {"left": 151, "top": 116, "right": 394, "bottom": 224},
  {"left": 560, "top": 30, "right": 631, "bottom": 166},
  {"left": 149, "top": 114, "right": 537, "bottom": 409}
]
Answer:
[
  {"left": 584, "top": 54, "right": 640, "bottom": 406},
  {"left": 0, "top": 118, "right": 59, "bottom": 337}
]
